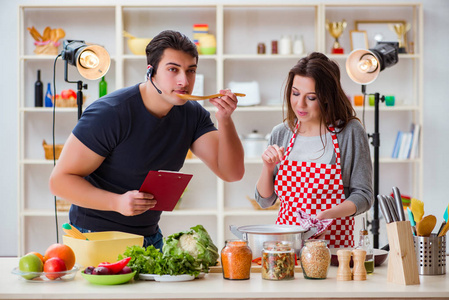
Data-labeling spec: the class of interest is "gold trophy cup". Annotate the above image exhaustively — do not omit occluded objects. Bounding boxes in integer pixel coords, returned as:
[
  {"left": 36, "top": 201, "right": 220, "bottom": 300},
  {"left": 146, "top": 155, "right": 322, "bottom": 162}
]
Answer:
[
  {"left": 388, "top": 23, "right": 411, "bottom": 53},
  {"left": 326, "top": 19, "right": 347, "bottom": 54}
]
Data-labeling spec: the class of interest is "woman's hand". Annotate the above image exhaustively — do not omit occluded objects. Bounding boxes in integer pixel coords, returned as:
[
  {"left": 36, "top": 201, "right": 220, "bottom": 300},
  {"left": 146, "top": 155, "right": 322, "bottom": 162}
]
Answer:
[
  {"left": 262, "top": 145, "right": 285, "bottom": 170},
  {"left": 116, "top": 191, "right": 157, "bottom": 216}
]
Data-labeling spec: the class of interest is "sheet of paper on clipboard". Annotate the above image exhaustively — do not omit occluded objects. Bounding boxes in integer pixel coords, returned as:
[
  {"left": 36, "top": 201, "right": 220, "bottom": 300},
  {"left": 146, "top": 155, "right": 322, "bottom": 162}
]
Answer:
[{"left": 139, "top": 170, "right": 193, "bottom": 211}]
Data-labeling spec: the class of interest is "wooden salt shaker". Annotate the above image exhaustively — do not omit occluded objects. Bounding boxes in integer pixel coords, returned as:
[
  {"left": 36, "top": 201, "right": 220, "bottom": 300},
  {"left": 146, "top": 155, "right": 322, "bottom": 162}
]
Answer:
[
  {"left": 336, "top": 249, "right": 352, "bottom": 281},
  {"left": 352, "top": 249, "right": 367, "bottom": 281}
]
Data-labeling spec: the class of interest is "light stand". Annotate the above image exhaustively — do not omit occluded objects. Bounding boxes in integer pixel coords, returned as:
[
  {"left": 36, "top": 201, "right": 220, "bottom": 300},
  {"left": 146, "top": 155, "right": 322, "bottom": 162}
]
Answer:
[
  {"left": 346, "top": 42, "right": 399, "bottom": 248},
  {"left": 366, "top": 90, "right": 385, "bottom": 249},
  {"left": 63, "top": 59, "right": 88, "bottom": 120},
  {"left": 52, "top": 40, "right": 110, "bottom": 243},
  {"left": 61, "top": 40, "right": 110, "bottom": 119}
]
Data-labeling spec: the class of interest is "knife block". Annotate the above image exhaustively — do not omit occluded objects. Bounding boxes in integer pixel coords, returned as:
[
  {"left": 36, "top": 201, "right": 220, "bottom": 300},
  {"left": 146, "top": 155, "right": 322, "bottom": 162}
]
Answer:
[{"left": 386, "top": 221, "right": 420, "bottom": 285}]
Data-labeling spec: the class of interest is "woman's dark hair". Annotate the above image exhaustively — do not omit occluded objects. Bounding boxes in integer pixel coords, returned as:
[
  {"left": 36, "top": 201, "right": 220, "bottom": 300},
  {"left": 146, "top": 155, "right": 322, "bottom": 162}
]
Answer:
[
  {"left": 283, "top": 52, "right": 358, "bottom": 133},
  {"left": 145, "top": 30, "right": 198, "bottom": 74}
]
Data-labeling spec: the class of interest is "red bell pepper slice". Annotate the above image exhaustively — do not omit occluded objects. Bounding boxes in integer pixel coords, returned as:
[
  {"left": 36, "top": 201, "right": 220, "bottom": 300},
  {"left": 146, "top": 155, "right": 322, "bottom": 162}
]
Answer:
[
  {"left": 98, "top": 257, "right": 131, "bottom": 274},
  {"left": 252, "top": 257, "right": 262, "bottom": 265}
]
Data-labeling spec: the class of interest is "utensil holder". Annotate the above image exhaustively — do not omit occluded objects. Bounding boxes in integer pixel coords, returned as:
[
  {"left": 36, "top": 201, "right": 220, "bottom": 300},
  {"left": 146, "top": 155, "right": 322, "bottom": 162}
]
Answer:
[
  {"left": 386, "top": 221, "right": 420, "bottom": 285},
  {"left": 413, "top": 234, "right": 446, "bottom": 275}
]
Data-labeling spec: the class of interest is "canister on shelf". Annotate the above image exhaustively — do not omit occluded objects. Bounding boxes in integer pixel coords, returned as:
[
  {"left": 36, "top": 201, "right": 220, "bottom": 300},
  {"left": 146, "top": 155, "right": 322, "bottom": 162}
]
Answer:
[
  {"left": 221, "top": 239, "right": 252, "bottom": 280},
  {"left": 279, "top": 35, "right": 292, "bottom": 55},
  {"left": 257, "top": 42, "right": 266, "bottom": 54},
  {"left": 271, "top": 40, "right": 278, "bottom": 54},
  {"left": 261, "top": 241, "right": 295, "bottom": 280}
]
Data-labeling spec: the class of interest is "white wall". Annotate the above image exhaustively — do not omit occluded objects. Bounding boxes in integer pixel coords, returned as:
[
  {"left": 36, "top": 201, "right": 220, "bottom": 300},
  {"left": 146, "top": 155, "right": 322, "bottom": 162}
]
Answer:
[{"left": 1, "top": 0, "right": 448, "bottom": 256}]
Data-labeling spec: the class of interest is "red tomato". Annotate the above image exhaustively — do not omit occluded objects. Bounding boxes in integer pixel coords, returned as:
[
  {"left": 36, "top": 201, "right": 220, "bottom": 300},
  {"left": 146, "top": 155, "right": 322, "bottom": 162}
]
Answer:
[
  {"left": 61, "top": 89, "right": 76, "bottom": 99},
  {"left": 44, "top": 257, "right": 67, "bottom": 280}
]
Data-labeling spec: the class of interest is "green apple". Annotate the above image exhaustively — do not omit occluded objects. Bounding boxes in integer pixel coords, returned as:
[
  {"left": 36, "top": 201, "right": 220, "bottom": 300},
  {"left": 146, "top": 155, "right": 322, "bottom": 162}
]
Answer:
[{"left": 19, "top": 253, "right": 43, "bottom": 280}]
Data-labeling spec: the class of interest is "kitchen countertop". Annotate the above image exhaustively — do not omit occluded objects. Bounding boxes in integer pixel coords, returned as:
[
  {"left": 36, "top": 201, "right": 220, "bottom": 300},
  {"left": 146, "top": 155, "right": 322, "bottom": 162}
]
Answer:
[{"left": 1, "top": 257, "right": 448, "bottom": 300}]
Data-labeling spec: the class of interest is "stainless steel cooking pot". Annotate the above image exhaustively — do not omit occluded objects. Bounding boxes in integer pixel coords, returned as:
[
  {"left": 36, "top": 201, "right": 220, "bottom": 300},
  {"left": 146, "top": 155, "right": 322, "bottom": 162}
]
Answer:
[{"left": 229, "top": 224, "right": 317, "bottom": 259}]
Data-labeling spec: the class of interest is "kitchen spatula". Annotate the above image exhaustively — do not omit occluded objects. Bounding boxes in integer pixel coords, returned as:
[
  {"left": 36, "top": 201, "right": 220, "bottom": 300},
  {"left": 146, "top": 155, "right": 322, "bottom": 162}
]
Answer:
[
  {"left": 438, "top": 221, "right": 449, "bottom": 237},
  {"left": 411, "top": 198, "right": 424, "bottom": 224},
  {"left": 443, "top": 205, "right": 448, "bottom": 222},
  {"left": 416, "top": 215, "right": 437, "bottom": 237}
]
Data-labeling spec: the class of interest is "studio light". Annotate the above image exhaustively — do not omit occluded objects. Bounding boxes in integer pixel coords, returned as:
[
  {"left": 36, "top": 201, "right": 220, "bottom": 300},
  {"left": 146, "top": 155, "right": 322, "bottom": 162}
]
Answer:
[
  {"left": 346, "top": 41, "right": 399, "bottom": 249},
  {"left": 60, "top": 40, "right": 111, "bottom": 119},
  {"left": 346, "top": 42, "right": 399, "bottom": 85}
]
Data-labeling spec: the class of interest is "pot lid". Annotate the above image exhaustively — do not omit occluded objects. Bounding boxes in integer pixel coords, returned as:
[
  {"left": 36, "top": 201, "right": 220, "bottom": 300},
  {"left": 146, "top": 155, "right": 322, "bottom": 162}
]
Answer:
[
  {"left": 236, "top": 224, "right": 307, "bottom": 234},
  {"left": 244, "top": 130, "right": 265, "bottom": 140}
]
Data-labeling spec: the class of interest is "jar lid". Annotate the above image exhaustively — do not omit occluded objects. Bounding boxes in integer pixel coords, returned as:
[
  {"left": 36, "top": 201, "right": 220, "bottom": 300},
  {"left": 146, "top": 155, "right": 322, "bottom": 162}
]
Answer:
[
  {"left": 263, "top": 241, "right": 293, "bottom": 251},
  {"left": 225, "top": 239, "right": 248, "bottom": 247},
  {"left": 304, "top": 240, "right": 328, "bottom": 247}
]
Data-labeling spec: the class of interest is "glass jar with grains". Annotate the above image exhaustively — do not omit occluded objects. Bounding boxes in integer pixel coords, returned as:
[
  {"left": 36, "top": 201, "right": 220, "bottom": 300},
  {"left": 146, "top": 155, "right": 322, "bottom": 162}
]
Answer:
[
  {"left": 221, "top": 239, "right": 252, "bottom": 280},
  {"left": 262, "top": 241, "right": 295, "bottom": 280},
  {"left": 300, "top": 240, "right": 331, "bottom": 279}
]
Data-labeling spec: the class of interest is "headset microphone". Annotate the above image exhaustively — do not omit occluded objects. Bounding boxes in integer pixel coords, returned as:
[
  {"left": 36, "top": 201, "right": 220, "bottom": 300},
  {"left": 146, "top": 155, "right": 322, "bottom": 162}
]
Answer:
[{"left": 146, "top": 66, "right": 162, "bottom": 94}]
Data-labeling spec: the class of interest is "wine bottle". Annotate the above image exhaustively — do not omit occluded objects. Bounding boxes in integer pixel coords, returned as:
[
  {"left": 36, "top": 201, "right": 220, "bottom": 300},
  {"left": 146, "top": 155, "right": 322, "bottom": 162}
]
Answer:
[
  {"left": 34, "top": 70, "right": 43, "bottom": 107},
  {"left": 99, "top": 76, "right": 107, "bottom": 97},
  {"left": 45, "top": 83, "right": 53, "bottom": 107}
]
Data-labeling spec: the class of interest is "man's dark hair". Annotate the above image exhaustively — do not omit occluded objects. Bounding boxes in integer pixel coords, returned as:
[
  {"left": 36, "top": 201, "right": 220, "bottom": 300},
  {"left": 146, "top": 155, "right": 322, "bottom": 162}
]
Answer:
[{"left": 145, "top": 30, "right": 198, "bottom": 75}]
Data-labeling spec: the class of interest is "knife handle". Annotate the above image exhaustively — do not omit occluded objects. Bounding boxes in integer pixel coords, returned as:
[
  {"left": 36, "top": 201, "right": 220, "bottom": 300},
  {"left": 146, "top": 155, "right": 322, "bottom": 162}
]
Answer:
[
  {"left": 392, "top": 187, "right": 406, "bottom": 221},
  {"left": 386, "top": 196, "right": 399, "bottom": 222},
  {"left": 378, "top": 195, "right": 392, "bottom": 224}
]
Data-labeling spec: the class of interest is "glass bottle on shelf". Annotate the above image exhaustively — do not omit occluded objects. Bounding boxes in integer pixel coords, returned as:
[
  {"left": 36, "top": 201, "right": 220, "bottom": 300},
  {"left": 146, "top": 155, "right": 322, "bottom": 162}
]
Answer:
[
  {"left": 355, "top": 217, "right": 374, "bottom": 274},
  {"left": 293, "top": 35, "right": 305, "bottom": 55},
  {"left": 34, "top": 70, "right": 43, "bottom": 107},
  {"left": 99, "top": 76, "right": 107, "bottom": 97},
  {"left": 44, "top": 83, "right": 53, "bottom": 107}
]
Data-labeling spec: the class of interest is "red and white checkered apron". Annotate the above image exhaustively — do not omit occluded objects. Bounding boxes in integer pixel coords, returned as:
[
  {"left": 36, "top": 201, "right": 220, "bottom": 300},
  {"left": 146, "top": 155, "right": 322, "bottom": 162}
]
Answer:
[{"left": 274, "top": 125, "right": 354, "bottom": 248}]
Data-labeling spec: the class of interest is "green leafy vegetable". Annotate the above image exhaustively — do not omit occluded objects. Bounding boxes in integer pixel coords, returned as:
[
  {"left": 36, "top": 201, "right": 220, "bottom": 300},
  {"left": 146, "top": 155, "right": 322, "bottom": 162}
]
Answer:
[
  {"left": 163, "top": 224, "right": 219, "bottom": 272},
  {"left": 118, "top": 225, "right": 219, "bottom": 277},
  {"left": 118, "top": 245, "right": 163, "bottom": 277}
]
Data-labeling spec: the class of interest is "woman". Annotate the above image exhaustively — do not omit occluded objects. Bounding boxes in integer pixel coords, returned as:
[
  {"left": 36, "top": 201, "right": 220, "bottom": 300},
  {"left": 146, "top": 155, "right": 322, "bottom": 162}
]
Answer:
[{"left": 255, "top": 52, "right": 373, "bottom": 248}]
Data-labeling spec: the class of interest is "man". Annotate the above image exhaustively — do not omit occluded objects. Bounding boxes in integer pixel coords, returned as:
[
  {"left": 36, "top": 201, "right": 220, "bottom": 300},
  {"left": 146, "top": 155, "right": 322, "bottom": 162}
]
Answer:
[{"left": 49, "top": 30, "right": 244, "bottom": 249}]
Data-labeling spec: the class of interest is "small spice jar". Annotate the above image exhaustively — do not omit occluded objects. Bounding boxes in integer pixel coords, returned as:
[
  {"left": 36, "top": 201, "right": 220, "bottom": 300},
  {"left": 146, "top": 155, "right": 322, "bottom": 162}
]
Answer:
[
  {"left": 257, "top": 42, "right": 266, "bottom": 54},
  {"left": 300, "top": 240, "right": 331, "bottom": 279},
  {"left": 271, "top": 40, "right": 278, "bottom": 54},
  {"left": 221, "top": 239, "right": 252, "bottom": 280},
  {"left": 262, "top": 241, "right": 295, "bottom": 280}
]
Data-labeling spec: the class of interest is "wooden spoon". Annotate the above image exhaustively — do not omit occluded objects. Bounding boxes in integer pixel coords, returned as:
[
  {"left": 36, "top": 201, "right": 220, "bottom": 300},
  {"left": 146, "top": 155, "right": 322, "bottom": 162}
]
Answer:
[
  {"left": 177, "top": 93, "right": 246, "bottom": 101},
  {"left": 416, "top": 215, "right": 437, "bottom": 237}
]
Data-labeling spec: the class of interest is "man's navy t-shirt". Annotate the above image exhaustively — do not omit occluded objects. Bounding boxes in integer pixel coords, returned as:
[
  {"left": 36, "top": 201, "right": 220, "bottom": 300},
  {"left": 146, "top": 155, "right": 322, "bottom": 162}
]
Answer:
[{"left": 70, "top": 83, "right": 216, "bottom": 236}]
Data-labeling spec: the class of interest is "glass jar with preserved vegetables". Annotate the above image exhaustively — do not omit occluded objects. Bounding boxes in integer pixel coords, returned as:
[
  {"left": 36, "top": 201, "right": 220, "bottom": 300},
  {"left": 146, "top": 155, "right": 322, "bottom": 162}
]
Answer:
[
  {"left": 261, "top": 241, "right": 295, "bottom": 280},
  {"left": 300, "top": 240, "right": 331, "bottom": 279},
  {"left": 221, "top": 239, "right": 252, "bottom": 280}
]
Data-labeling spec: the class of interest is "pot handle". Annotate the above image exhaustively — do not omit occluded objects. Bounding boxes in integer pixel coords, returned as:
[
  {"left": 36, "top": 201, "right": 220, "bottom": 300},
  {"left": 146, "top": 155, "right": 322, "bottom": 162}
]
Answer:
[
  {"left": 229, "top": 225, "right": 244, "bottom": 239},
  {"left": 302, "top": 226, "right": 318, "bottom": 240}
]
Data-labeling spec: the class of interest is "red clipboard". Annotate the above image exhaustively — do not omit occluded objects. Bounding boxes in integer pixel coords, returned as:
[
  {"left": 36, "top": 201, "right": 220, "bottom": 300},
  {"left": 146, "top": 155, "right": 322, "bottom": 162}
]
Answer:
[{"left": 139, "top": 170, "right": 193, "bottom": 211}]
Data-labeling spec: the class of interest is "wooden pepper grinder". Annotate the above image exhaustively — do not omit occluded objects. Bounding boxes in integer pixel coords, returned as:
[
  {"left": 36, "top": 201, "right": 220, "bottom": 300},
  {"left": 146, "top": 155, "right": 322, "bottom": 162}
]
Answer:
[
  {"left": 352, "top": 249, "right": 367, "bottom": 281},
  {"left": 336, "top": 249, "right": 352, "bottom": 281}
]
